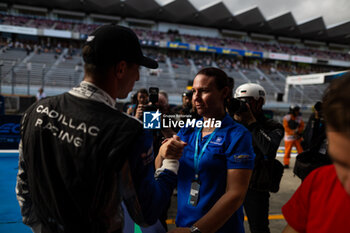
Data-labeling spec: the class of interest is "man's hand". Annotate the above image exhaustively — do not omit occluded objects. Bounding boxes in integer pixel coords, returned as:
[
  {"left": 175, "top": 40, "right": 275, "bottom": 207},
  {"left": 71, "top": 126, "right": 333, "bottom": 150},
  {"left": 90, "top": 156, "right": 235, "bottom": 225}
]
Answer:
[
  {"left": 233, "top": 103, "right": 256, "bottom": 126},
  {"left": 158, "top": 135, "right": 187, "bottom": 160}
]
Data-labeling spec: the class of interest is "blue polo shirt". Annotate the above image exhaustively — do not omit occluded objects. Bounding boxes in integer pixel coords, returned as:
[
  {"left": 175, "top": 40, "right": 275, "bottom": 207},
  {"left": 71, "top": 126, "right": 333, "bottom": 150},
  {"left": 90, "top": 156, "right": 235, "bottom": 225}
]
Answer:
[{"left": 176, "top": 114, "right": 255, "bottom": 233}]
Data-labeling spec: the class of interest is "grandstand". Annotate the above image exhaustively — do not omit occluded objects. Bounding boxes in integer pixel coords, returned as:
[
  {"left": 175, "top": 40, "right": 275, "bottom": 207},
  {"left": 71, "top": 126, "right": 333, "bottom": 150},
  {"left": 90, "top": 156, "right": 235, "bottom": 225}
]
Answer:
[{"left": 0, "top": 1, "right": 349, "bottom": 106}]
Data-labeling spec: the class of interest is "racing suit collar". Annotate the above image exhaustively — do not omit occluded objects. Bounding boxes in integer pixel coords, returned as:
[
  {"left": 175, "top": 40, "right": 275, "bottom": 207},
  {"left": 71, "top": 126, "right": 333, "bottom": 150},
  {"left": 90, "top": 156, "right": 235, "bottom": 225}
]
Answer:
[{"left": 69, "top": 81, "right": 116, "bottom": 109}]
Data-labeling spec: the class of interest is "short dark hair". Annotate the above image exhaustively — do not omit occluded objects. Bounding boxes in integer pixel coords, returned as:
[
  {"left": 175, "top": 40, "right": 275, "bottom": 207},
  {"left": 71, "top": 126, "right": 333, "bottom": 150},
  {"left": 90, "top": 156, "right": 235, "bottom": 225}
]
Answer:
[
  {"left": 82, "top": 45, "right": 109, "bottom": 78},
  {"left": 137, "top": 88, "right": 148, "bottom": 96},
  {"left": 196, "top": 67, "right": 228, "bottom": 90},
  {"left": 83, "top": 45, "right": 135, "bottom": 79},
  {"left": 323, "top": 72, "right": 350, "bottom": 136}
]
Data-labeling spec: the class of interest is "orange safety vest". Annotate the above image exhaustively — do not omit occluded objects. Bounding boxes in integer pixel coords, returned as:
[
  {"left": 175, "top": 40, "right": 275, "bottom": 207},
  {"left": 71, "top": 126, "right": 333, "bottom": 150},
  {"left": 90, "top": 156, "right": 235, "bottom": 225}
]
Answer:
[{"left": 283, "top": 114, "right": 304, "bottom": 141}]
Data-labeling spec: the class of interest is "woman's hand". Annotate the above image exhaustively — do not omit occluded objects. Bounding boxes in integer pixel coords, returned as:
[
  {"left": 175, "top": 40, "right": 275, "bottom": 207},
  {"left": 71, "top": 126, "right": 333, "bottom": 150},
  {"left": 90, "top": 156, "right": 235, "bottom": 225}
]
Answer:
[
  {"left": 159, "top": 135, "right": 187, "bottom": 160},
  {"left": 155, "top": 135, "right": 187, "bottom": 169}
]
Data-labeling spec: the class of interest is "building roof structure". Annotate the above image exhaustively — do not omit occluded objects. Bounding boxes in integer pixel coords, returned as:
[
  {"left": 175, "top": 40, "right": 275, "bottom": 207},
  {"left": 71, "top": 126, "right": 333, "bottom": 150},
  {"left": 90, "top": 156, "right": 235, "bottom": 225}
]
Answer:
[{"left": 2, "top": 0, "right": 349, "bottom": 44}]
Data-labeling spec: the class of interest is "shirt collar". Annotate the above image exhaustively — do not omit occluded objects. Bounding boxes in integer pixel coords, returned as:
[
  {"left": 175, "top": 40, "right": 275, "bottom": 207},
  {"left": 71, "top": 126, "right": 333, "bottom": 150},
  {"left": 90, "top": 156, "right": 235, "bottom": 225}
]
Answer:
[{"left": 69, "top": 81, "right": 116, "bottom": 109}]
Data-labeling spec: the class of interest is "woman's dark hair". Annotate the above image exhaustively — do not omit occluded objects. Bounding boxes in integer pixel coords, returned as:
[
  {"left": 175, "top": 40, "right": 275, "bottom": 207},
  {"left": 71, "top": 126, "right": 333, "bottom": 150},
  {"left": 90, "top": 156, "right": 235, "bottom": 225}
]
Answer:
[
  {"left": 196, "top": 67, "right": 228, "bottom": 90},
  {"left": 137, "top": 88, "right": 148, "bottom": 96},
  {"left": 323, "top": 72, "right": 350, "bottom": 136},
  {"left": 136, "top": 88, "right": 149, "bottom": 106}
]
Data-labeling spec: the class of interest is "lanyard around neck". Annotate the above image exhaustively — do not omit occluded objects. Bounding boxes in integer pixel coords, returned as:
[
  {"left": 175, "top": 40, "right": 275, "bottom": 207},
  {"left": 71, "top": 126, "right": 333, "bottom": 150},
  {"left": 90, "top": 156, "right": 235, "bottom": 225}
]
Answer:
[{"left": 194, "top": 127, "right": 217, "bottom": 180}]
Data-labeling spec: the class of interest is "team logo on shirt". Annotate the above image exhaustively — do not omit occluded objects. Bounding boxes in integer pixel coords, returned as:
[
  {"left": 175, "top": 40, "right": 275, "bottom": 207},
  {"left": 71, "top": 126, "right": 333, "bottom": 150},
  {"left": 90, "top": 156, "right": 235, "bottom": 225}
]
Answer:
[
  {"left": 216, "top": 136, "right": 223, "bottom": 143},
  {"left": 143, "top": 110, "right": 161, "bottom": 129},
  {"left": 210, "top": 136, "right": 224, "bottom": 145}
]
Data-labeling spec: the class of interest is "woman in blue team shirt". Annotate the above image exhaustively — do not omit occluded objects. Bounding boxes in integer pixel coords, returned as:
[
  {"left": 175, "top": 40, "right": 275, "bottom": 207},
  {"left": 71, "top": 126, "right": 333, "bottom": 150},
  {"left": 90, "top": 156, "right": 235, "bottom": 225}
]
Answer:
[{"left": 157, "top": 67, "right": 255, "bottom": 233}]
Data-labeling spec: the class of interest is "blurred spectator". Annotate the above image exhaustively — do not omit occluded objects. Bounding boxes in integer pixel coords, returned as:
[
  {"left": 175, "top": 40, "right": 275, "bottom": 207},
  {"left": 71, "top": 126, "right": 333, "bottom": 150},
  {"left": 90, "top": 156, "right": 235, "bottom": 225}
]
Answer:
[
  {"left": 127, "top": 88, "right": 149, "bottom": 120},
  {"left": 302, "top": 101, "right": 325, "bottom": 151},
  {"left": 25, "top": 44, "right": 32, "bottom": 56},
  {"left": 36, "top": 88, "right": 46, "bottom": 101},
  {"left": 283, "top": 105, "right": 304, "bottom": 168},
  {"left": 157, "top": 90, "right": 172, "bottom": 115},
  {"left": 293, "top": 101, "right": 332, "bottom": 180}
]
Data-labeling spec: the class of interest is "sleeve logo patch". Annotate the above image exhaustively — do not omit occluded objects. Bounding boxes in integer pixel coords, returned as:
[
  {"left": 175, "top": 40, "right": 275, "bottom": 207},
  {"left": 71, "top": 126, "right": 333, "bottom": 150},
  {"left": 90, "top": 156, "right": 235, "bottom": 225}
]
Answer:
[{"left": 234, "top": 154, "right": 251, "bottom": 160}]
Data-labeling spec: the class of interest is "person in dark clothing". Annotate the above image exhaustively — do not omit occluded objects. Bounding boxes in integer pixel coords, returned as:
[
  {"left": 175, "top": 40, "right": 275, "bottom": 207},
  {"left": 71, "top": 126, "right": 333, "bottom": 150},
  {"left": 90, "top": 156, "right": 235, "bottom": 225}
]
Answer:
[
  {"left": 302, "top": 101, "right": 325, "bottom": 151},
  {"left": 294, "top": 101, "right": 331, "bottom": 181},
  {"left": 233, "top": 83, "right": 284, "bottom": 233},
  {"left": 16, "top": 24, "right": 185, "bottom": 233}
]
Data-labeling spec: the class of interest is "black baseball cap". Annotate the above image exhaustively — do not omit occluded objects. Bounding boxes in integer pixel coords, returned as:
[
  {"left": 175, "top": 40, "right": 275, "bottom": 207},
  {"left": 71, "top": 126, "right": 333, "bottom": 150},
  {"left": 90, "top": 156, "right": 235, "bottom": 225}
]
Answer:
[{"left": 83, "top": 24, "right": 158, "bottom": 69}]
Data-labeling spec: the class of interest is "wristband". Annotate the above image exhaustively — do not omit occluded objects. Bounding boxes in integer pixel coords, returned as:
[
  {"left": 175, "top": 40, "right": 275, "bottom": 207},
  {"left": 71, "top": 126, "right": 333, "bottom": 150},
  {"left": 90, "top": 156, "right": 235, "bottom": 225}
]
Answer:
[
  {"left": 190, "top": 225, "right": 201, "bottom": 233},
  {"left": 155, "top": 159, "right": 179, "bottom": 176}
]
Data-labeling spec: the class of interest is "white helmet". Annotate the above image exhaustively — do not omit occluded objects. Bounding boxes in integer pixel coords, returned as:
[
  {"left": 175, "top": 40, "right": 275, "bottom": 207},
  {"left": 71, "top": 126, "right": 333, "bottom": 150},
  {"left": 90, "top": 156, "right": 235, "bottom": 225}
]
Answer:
[{"left": 234, "top": 83, "right": 266, "bottom": 104}]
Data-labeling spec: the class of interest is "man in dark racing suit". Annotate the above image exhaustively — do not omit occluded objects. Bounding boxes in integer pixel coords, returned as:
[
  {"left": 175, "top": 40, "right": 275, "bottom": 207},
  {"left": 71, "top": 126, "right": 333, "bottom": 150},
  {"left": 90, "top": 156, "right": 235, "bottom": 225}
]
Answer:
[
  {"left": 16, "top": 25, "right": 185, "bottom": 233},
  {"left": 233, "top": 83, "right": 284, "bottom": 233}
]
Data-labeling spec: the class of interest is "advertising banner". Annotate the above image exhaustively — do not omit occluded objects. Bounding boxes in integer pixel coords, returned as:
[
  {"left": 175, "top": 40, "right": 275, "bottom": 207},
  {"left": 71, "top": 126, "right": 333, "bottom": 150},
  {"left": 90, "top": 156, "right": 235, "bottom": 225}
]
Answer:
[
  {"left": 196, "top": 46, "right": 262, "bottom": 58},
  {"left": 195, "top": 45, "right": 220, "bottom": 53},
  {"left": 222, "top": 48, "right": 237, "bottom": 55},
  {"left": 291, "top": 55, "right": 313, "bottom": 63},
  {"left": 286, "top": 74, "right": 325, "bottom": 85},
  {"left": 268, "top": 52, "right": 290, "bottom": 61},
  {"left": 43, "top": 29, "right": 72, "bottom": 38},
  {"left": 140, "top": 40, "right": 160, "bottom": 47},
  {"left": 286, "top": 70, "right": 349, "bottom": 85},
  {"left": 167, "top": 42, "right": 189, "bottom": 50},
  {"left": 0, "top": 115, "right": 21, "bottom": 149},
  {"left": 244, "top": 51, "right": 263, "bottom": 58},
  {"left": 328, "top": 60, "right": 350, "bottom": 67},
  {"left": 0, "top": 25, "right": 37, "bottom": 35}
]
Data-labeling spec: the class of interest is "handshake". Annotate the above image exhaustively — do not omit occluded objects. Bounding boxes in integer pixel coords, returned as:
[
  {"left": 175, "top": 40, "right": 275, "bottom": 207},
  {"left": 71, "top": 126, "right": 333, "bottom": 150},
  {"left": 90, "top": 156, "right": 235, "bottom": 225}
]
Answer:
[{"left": 155, "top": 135, "right": 187, "bottom": 175}]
